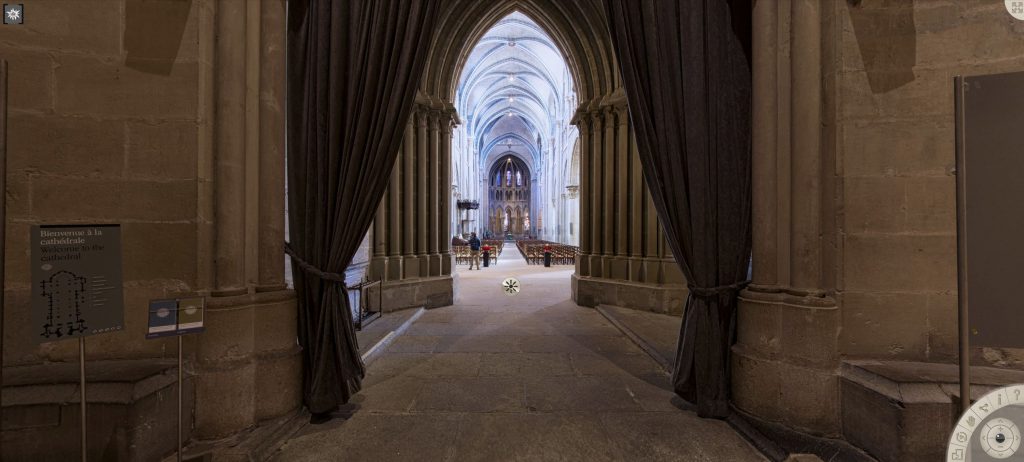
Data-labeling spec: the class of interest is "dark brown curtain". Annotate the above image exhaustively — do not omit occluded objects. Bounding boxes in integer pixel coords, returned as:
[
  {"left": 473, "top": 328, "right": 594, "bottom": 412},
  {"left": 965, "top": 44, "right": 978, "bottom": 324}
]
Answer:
[
  {"left": 286, "top": 0, "right": 440, "bottom": 413},
  {"left": 604, "top": 0, "right": 753, "bottom": 418}
]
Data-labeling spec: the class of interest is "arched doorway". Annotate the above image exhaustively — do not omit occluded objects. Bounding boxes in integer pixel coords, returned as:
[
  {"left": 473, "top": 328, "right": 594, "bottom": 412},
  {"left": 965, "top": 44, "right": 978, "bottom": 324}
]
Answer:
[{"left": 369, "top": 0, "right": 684, "bottom": 315}]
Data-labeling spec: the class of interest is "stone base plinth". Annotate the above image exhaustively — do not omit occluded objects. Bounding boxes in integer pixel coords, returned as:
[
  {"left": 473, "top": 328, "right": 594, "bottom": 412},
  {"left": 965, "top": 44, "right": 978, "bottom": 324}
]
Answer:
[
  {"left": 380, "top": 275, "right": 454, "bottom": 312},
  {"left": 571, "top": 274, "right": 687, "bottom": 315},
  {"left": 1, "top": 360, "right": 192, "bottom": 462},
  {"left": 731, "top": 288, "right": 841, "bottom": 437},
  {"left": 195, "top": 289, "right": 302, "bottom": 439}
]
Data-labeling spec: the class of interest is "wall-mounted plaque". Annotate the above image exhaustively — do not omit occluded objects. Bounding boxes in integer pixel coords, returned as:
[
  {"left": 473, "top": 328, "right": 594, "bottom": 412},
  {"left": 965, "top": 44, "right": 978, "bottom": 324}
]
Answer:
[{"left": 31, "top": 224, "right": 124, "bottom": 343}]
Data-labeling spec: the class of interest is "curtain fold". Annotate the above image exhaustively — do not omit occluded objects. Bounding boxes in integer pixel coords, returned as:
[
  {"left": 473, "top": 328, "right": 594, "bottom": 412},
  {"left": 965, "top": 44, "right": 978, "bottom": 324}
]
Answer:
[
  {"left": 604, "top": 0, "right": 753, "bottom": 418},
  {"left": 285, "top": 0, "right": 440, "bottom": 414}
]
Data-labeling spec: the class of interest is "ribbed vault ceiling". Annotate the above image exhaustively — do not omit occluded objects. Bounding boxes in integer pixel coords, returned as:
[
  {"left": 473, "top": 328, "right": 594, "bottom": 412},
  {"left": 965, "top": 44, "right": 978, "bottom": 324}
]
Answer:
[{"left": 456, "top": 12, "right": 575, "bottom": 171}]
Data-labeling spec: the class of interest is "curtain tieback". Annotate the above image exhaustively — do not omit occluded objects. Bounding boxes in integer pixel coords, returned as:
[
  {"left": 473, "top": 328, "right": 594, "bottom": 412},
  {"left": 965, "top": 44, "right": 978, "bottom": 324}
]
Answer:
[
  {"left": 284, "top": 242, "right": 347, "bottom": 284},
  {"left": 687, "top": 280, "right": 751, "bottom": 297}
]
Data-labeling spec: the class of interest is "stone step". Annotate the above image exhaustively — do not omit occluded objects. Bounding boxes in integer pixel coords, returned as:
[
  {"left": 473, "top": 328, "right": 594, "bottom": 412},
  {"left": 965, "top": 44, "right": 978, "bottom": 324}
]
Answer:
[{"left": 840, "top": 360, "right": 1024, "bottom": 462}]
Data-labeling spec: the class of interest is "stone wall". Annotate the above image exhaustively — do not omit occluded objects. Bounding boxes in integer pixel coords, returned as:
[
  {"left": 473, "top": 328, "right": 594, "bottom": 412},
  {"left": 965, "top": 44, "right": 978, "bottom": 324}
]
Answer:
[
  {"left": 0, "top": 0, "right": 301, "bottom": 449},
  {"left": 733, "top": 0, "right": 1024, "bottom": 440},
  {"left": 837, "top": 0, "right": 1024, "bottom": 364},
  {"left": 0, "top": 0, "right": 202, "bottom": 365}
]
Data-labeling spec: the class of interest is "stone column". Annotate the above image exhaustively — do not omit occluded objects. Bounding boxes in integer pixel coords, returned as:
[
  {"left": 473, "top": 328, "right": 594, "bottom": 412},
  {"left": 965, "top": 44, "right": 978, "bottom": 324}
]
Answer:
[
  {"left": 366, "top": 100, "right": 454, "bottom": 311},
  {"left": 439, "top": 109, "right": 454, "bottom": 275},
  {"left": 602, "top": 107, "right": 615, "bottom": 260},
  {"left": 213, "top": 0, "right": 247, "bottom": 297},
  {"left": 416, "top": 109, "right": 429, "bottom": 277},
  {"left": 427, "top": 110, "right": 441, "bottom": 276},
  {"left": 571, "top": 94, "right": 687, "bottom": 314},
  {"left": 256, "top": 0, "right": 285, "bottom": 291},
  {"left": 402, "top": 119, "right": 415, "bottom": 276},
  {"left": 789, "top": 0, "right": 823, "bottom": 293},
  {"left": 589, "top": 111, "right": 604, "bottom": 275},
  {"left": 387, "top": 155, "right": 402, "bottom": 281},
  {"left": 629, "top": 136, "right": 644, "bottom": 282},
  {"left": 575, "top": 110, "right": 592, "bottom": 273},
  {"left": 733, "top": 0, "right": 841, "bottom": 437}
]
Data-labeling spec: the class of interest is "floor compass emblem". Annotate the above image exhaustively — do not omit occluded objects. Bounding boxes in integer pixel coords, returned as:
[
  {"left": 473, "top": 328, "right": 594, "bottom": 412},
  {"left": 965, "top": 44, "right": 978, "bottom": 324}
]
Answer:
[{"left": 502, "top": 277, "right": 520, "bottom": 296}]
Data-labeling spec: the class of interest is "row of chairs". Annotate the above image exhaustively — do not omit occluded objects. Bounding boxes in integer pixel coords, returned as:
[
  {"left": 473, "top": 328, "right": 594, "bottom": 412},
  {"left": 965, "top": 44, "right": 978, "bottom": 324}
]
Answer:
[
  {"left": 452, "top": 241, "right": 505, "bottom": 266},
  {"left": 515, "top": 240, "right": 580, "bottom": 265}
]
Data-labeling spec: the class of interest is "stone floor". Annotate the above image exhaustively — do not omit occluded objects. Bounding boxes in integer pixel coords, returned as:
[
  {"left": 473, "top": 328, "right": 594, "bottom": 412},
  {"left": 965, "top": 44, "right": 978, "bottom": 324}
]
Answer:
[{"left": 271, "top": 245, "right": 766, "bottom": 461}]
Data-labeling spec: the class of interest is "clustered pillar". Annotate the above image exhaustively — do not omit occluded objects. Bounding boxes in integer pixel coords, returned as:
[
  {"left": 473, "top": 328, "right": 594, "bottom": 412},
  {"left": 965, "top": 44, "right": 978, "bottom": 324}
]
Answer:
[
  {"left": 193, "top": 0, "right": 301, "bottom": 439},
  {"left": 732, "top": 0, "right": 841, "bottom": 437},
  {"left": 570, "top": 92, "right": 686, "bottom": 314},
  {"left": 368, "top": 98, "right": 457, "bottom": 310}
]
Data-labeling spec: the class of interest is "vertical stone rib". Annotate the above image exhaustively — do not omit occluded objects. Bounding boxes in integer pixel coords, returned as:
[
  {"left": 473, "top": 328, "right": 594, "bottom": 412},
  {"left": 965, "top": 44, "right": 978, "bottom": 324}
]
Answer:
[
  {"left": 213, "top": 0, "right": 247, "bottom": 296},
  {"left": 790, "top": 0, "right": 822, "bottom": 292},
  {"left": 615, "top": 106, "right": 629, "bottom": 256},
  {"left": 630, "top": 135, "right": 643, "bottom": 276},
  {"left": 751, "top": 0, "right": 779, "bottom": 288},
  {"left": 257, "top": 0, "right": 286, "bottom": 290},
  {"left": 417, "top": 108, "right": 428, "bottom": 255},
  {"left": 403, "top": 119, "right": 415, "bottom": 256},
  {"left": 428, "top": 110, "right": 439, "bottom": 256},
  {"left": 440, "top": 113, "right": 453, "bottom": 262},
  {"left": 577, "top": 113, "right": 591, "bottom": 256},
  {"left": 602, "top": 108, "right": 615, "bottom": 255},
  {"left": 590, "top": 111, "right": 604, "bottom": 257},
  {"left": 388, "top": 156, "right": 401, "bottom": 256}
]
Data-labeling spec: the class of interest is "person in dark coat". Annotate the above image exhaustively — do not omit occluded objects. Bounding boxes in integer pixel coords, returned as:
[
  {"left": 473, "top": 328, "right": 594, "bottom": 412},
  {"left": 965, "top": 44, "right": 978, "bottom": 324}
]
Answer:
[{"left": 468, "top": 232, "right": 481, "bottom": 270}]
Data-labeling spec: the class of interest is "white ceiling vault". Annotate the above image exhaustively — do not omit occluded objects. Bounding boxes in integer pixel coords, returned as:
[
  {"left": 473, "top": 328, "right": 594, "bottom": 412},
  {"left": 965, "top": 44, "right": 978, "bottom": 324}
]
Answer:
[{"left": 455, "top": 11, "right": 575, "bottom": 173}]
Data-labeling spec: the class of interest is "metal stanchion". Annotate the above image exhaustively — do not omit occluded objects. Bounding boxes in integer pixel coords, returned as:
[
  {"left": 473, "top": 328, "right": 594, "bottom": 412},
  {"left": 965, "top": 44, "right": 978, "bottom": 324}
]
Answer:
[
  {"left": 79, "top": 337, "right": 87, "bottom": 462},
  {"left": 177, "top": 335, "right": 183, "bottom": 462},
  {"left": 0, "top": 58, "right": 8, "bottom": 462},
  {"left": 954, "top": 75, "right": 971, "bottom": 413}
]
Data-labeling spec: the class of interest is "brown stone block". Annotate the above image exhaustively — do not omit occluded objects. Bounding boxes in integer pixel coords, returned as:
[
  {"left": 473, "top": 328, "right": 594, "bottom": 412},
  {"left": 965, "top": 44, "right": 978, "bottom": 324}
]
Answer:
[
  {"left": 5, "top": 221, "right": 31, "bottom": 285},
  {"left": 194, "top": 362, "right": 256, "bottom": 438},
  {"left": 124, "top": 0, "right": 201, "bottom": 73},
  {"left": 904, "top": 177, "right": 954, "bottom": 233},
  {"left": 9, "top": 113, "right": 125, "bottom": 177},
  {"left": 198, "top": 303, "right": 255, "bottom": 364},
  {"left": 0, "top": 49, "right": 53, "bottom": 111},
  {"left": 840, "top": 291, "right": 929, "bottom": 359},
  {"left": 662, "top": 260, "right": 685, "bottom": 285},
  {"left": 776, "top": 361, "right": 840, "bottom": 436},
  {"left": 120, "top": 179, "right": 196, "bottom": 221},
  {"left": 126, "top": 120, "right": 198, "bottom": 179},
  {"left": 55, "top": 55, "right": 198, "bottom": 118},
  {"left": 31, "top": 176, "right": 194, "bottom": 223},
  {"left": 0, "top": 0, "right": 121, "bottom": 56},
  {"left": 843, "top": 119, "right": 952, "bottom": 177},
  {"left": 843, "top": 177, "right": 905, "bottom": 234},
  {"left": 914, "top": 16, "right": 1024, "bottom": 69},
  {"left": 255, "top": 351, "right": 302, "bottom": 421},
  {"left": 253, "top": 296, "right": 297, "bottom": 354},
  {"left": 736, "top": 297, "right": 782, "bottom": 357},
  {"left": 30, "top": 176, "right": 122, "bottom": 220},
  {"left": 839, "top": 66, "right": 950, "bottom": 119},
  {"left": 2, "top": 288, "right": 41, "bottom": 366},
  {"left": 926, "top": 292, "right": 957, "bottom": 361},
  {"left": 730, "top": 348, "right": 782, "bottom": 422},
  {"left": 779, "top": 303, "right": 839, "bottom": 367},
  {"left": 121, "top": 222, "right": 196, "bottom": 283},
  {"left": 843, "top": 234, "right": 956, "bottom": 292},
  {"left": 6, "top": 173, "right": 31, "bottom": 218}
]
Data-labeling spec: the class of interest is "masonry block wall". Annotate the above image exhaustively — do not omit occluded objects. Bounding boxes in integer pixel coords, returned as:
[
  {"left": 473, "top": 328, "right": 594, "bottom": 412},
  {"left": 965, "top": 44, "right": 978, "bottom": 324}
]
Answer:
[
  {"left": 0, "top": 0, "right": 300, "bottom": 445},
  {"left": 734, "top": 0, "right": 1024, "bottom": 439}
]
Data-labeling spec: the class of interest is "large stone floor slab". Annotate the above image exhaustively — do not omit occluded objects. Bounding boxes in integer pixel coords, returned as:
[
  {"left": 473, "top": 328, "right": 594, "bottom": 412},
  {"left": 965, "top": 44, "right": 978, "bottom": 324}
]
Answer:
[{"left": 271, "top": 245, "right": 765, "bottom": 461}]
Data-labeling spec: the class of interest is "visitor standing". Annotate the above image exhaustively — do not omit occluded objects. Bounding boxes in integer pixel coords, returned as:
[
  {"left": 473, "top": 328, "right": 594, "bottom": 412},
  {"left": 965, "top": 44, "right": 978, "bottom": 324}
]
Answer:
[{"left": 468, "top": 232, "right": 481, "bottom": 270}]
